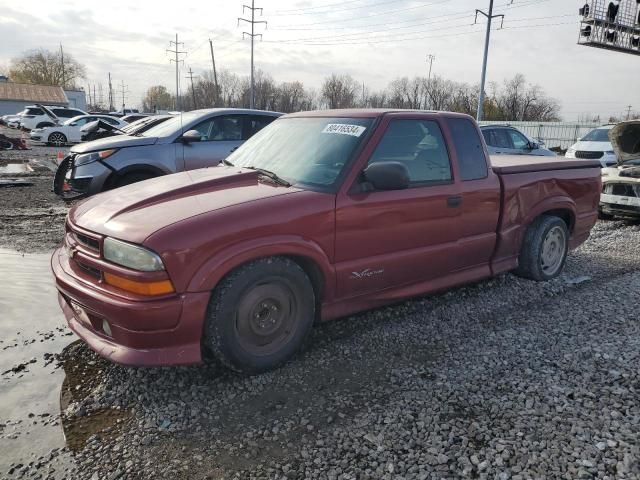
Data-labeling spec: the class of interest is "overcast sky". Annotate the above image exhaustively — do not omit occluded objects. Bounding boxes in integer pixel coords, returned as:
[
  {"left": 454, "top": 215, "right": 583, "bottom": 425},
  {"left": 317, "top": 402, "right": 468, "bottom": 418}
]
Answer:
[{"left": 0, "top": 0, "right": 638, "bottom": 119}]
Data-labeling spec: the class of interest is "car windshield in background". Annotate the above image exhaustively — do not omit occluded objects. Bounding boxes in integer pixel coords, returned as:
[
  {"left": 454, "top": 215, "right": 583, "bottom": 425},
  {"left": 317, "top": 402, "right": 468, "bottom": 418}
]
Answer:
[
  {"left": 227, "top": 117, "right": 373, "bottom": 189},
  {"left": 582, "top": 128, "right": 611, "bottom": 142},
  {"left": 141, "top": 112, "right": 201, "bottom": 138}
]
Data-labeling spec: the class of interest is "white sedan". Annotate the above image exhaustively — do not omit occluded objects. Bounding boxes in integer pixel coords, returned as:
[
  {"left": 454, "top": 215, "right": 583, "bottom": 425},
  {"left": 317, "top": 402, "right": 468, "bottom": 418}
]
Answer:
[{"left": 30, "top": 115, "right": 127, "bottom": 146}]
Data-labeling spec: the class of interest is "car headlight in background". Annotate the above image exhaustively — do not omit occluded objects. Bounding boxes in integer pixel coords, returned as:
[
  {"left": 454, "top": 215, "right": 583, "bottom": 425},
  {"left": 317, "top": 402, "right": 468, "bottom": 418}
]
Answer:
[
  {"left": 74, "top": 149, "right": 119, "bottom": 167},
  {"left": 103, "top": 237, "right": 165, "bottom": 271},
  {"left": 605, "top": 150, "right": 615, "bottom": 155},
  {"left": 565, "top": 148, "right": 576, "bottom": 158}
]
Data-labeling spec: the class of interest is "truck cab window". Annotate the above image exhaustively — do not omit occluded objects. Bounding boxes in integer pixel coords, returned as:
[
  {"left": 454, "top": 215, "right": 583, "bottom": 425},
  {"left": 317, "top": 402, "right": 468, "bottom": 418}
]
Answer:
[
  {"left": 368, "top": 119, "right": 452, "bottom": 184},
  {"left": 448, "top": 118, "right": 488, "bottom": 181}
]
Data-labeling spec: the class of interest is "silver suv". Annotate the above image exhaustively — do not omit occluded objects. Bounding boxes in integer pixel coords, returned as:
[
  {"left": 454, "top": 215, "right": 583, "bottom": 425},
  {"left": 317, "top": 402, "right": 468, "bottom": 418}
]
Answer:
[
  {"left": 480, "top": 125, "right": 556, "bottom": 156},
  {"left": 54, "top": 108, "right": 281, "bottom": 199}
]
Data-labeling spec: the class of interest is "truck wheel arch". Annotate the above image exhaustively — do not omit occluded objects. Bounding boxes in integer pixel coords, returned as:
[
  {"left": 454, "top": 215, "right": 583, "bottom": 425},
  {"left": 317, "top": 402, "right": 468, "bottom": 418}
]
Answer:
[{"left": 187, "top": 238, "right": 334, "bottom": 307}]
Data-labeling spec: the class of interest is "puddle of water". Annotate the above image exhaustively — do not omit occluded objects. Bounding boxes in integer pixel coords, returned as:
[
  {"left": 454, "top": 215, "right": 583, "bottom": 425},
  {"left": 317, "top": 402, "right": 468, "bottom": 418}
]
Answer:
[
  {"left": 0, "top": 249, "right": 72, "bottom": 473},
  {"left": 0, "top": 163, "right": 32, "bottom": 174}
]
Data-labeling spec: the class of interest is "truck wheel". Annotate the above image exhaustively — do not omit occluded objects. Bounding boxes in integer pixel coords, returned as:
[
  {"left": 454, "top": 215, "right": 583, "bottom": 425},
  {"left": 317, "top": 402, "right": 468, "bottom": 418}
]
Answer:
[
  {"left": 515, "top": 215, "right": 568, "bottom": 281},
  {"left": 204, "top": 257, "right": 315, "bottom": 373}
]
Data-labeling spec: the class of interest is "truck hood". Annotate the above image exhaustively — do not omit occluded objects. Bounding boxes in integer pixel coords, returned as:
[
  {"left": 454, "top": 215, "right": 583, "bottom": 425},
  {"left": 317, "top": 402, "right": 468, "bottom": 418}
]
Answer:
[
  {"left": 69, "top": 166, "right": 301, "bottom": 244},
  {"left": 70, "top": 134, "right": 158, "bottom": 153},
  {"left": 609, "top": 121, "right": 640, "bottom": 165}
]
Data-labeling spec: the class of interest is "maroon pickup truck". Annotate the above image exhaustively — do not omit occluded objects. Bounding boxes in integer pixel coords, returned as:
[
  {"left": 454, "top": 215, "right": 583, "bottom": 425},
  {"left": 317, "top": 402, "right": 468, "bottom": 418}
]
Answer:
[{"left": 51, "top": 110, "right": 601, "bottom": 373}]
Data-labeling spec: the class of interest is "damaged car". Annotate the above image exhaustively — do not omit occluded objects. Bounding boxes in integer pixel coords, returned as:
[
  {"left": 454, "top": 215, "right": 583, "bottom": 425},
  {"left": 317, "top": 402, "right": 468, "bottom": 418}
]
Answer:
[{"left": 600, "top": 121, "right": 640, "bottom": 219}]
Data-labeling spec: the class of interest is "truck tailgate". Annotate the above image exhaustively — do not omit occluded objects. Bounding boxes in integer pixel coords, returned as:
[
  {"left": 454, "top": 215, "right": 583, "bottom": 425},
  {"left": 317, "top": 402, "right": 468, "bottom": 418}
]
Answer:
[{"left": 490, "top": 155, "right": 600, "bottom": 174}]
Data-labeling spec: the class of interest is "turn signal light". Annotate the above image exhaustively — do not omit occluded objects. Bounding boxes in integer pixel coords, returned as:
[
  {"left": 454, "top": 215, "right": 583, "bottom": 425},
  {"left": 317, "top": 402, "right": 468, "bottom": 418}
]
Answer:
[{"left": 103, "top": 272, "right": 175, "bottom": 296}]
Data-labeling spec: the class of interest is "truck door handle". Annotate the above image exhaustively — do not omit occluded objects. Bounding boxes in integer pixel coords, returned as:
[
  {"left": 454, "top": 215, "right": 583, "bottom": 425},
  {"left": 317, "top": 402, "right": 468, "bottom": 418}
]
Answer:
[{"left": 447, "top": 195, "right": 462, "bottom": 208}]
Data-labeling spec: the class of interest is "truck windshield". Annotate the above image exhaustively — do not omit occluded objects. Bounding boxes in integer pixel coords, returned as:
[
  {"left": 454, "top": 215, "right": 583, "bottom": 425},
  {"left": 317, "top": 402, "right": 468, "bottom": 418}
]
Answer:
[{"left": 227, "top": 117, "right": 373, "bottom": 189}]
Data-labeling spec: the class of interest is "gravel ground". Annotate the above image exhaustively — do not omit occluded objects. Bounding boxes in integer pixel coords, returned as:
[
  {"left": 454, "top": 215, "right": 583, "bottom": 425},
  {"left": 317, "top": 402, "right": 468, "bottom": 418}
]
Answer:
[{"left": 1, "top": 124, "right": 639, "bottom": 479}]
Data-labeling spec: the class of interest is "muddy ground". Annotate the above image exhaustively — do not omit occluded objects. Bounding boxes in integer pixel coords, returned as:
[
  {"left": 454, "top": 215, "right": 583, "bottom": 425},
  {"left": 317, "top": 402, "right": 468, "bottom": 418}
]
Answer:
[
  {"left": 0, "top": 126, "right": 69, "bottom": 252},
  {"left": 1, "top": 125, "right": 639, "bottom": 479}
]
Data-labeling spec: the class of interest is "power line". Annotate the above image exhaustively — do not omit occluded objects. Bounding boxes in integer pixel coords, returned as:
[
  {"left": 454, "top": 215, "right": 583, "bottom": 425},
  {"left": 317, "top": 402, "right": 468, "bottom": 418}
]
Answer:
[
  {"left": 271, "top": 0, "right": 368, "bottom": 14},
  {"left": 263, "top": 16, "right": 574, "bottom": 46},
  {"left": 270, "top": 0, "right": 412, "bottom": 16},
  {"left": 238, "top": 0, "right": 267, "bottom": 109},
  {"left": 167, "top": 33, "right": 187, "bottom": 111}
]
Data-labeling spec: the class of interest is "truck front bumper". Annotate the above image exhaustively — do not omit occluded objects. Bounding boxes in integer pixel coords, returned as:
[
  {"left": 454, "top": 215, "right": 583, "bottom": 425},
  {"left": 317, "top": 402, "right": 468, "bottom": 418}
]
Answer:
[{"left": 51, "top": 246, "right": 210, "bottom": 366}]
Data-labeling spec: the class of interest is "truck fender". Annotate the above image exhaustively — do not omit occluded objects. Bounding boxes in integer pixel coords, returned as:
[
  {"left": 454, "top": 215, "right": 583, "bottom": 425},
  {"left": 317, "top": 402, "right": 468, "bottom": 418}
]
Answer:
[
  {"left": 187, "top": 235, "right": 335, "bottom": 300},
  {"left": 521, "top": 196, "right": 576, "bottom": 232}
]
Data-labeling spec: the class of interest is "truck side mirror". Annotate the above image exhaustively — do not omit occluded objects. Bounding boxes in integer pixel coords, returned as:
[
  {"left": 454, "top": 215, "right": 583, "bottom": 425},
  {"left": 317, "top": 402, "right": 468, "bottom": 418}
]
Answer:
[{"left": 363, "top": 161, "right": 410, "bottom": 191}]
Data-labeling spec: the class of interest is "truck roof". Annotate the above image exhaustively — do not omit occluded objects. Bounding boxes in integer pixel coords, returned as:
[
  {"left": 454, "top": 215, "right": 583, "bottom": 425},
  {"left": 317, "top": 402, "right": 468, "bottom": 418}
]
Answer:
[{"left": 284, "top": 109, "right": 473, "bottom": 119}]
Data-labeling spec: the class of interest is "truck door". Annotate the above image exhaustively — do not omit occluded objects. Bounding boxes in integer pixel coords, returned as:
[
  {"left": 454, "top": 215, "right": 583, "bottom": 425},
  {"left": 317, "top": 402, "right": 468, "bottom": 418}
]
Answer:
[
  {"left": 445, "top": 117, "right": 501, "bottom": 272},
  {"left": 334, "top": 116, "right": 463, "bottom": 298},
  {"left": 181, "top": 115, "right": 245, "bottom": 171}
]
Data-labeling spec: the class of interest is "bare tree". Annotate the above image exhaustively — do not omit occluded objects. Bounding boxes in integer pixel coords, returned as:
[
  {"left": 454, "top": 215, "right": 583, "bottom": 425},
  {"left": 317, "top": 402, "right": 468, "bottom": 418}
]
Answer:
[
  {"left": 9, "top": 49, "right": 86, "bottom": 88},
  {"left": 321, "top": 74, "right": 358, "bottom": 109}
]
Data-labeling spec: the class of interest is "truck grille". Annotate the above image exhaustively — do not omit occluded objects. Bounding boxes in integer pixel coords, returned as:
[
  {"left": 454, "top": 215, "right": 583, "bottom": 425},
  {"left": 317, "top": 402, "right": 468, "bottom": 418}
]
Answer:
[
  {"left": 576, "top": 151, "right": 604, "bottom": 159},
  {"left": 74, "top": 232, "right": 100, "bottom": 251}
]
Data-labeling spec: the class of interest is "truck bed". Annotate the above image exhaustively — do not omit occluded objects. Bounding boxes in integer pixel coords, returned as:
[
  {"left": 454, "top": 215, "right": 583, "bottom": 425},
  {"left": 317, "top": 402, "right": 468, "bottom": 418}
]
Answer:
[{"left": 490, "top": 155, "right": 601, "bottom": 174}]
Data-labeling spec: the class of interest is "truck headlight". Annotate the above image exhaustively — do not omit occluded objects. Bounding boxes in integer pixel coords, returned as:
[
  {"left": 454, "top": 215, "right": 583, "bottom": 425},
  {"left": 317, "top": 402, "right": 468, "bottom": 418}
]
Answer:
[
  {"left": 565, "top": 148, "right": 576, "bottom": 158},
  {"left": 75, "top": 149, "right": 118, "bottom": 167},
  {"left": 103, "top": 237, "right": 165, "bottom": 271}
]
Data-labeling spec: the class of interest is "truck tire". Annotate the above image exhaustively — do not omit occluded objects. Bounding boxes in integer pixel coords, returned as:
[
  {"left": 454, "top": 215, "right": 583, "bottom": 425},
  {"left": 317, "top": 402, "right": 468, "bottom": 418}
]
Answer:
[
  {"left": 515, "top": 215, "right": 569, "bottom": 281},
  {"left": 204, "top": 257, "right": 315, "bottom": 373}
]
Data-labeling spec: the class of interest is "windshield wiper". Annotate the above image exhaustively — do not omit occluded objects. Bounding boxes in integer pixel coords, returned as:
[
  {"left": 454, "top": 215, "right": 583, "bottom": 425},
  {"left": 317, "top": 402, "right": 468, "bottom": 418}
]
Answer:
[
  {"left": 221, "top": 158, "right": 234, "bottom": 166},
  {"left": 246, "top": 166, "right": 291, "bottom": 187}
]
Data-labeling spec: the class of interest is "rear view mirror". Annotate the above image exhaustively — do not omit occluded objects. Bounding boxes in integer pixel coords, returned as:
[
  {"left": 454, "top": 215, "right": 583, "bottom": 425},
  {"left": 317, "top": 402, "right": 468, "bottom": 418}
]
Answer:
[
  {"left": 180, "top": 130, "right": 202, "bottom": 143},
  {"left": 363, "top": 161, "right": 410, "bottom": 191}
]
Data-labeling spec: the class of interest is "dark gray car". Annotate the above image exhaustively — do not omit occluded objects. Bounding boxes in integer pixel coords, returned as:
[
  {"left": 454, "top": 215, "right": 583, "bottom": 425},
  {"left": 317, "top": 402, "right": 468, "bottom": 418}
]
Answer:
[
  {"left": 480, "top": 125, "right": 556, "bottom": 157},
  {"left": 54, "top": 108, "right": 281, "bottom": 199}
]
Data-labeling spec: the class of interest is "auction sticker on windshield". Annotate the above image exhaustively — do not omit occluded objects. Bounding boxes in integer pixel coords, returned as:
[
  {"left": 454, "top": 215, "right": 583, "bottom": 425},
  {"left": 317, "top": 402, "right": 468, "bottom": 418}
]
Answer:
[{"left": 322, "top": 124, "right": 366, "bottom": 137}]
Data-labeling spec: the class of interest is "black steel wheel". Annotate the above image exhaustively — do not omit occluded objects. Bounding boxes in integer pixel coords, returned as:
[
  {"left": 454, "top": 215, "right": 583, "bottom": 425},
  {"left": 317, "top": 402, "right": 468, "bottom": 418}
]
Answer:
[{"left": 204, "top": 257, "right": 315, "bottom": 373}]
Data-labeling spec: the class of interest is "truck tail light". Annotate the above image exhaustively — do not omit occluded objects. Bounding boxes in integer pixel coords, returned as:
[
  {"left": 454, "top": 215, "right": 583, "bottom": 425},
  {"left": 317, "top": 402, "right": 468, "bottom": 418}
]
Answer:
[{"left": 103, "top": 272, "right": 174, "bottom": 296}]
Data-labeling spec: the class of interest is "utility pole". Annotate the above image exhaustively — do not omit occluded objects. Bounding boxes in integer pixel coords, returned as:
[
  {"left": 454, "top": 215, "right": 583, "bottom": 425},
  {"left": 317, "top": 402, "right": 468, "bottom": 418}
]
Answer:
[
  {"left": 209, "top": 39, "right": 220, "bottom": 106},
  {"left": 60, "top": 44, "right": 66, "bottom": 89},
  {"left": 98, "top": 84, "right": 104, "bottom": 108},
  {"left": 474, "top": 0, "right": 506, "bottom": 121},
  {"left": 426, "top": 54, "right": 435, "bottom": 110},
  {"left": 238, "top": 0, "right": 267, "bottom": 109},
  {"left": 87, "top": 83, "right": 92, "bottom": 107},
  {"left": 118, "top": 80, "right": 129, "bottom": 112},
  {"left": 186, "top": 67, "right": 198, "bottom": 110},
  {"left": 167, "top": 33, "right": 187, "bottom": 111},
  {"left": 626, "top": 105, "right": 632, "bottom": 120},
  {"left": 93, "top": 85, "right": 97, "bottom": 110},
  {"left": 108, "top": 73, "right": 114, "bottom": 111}
]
